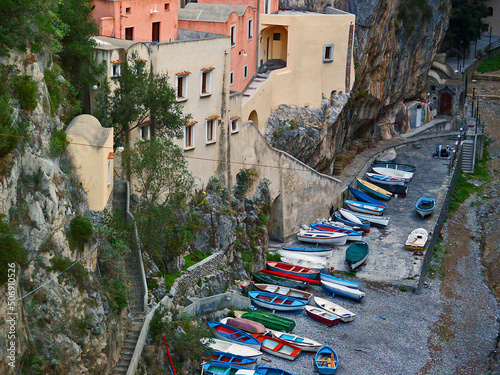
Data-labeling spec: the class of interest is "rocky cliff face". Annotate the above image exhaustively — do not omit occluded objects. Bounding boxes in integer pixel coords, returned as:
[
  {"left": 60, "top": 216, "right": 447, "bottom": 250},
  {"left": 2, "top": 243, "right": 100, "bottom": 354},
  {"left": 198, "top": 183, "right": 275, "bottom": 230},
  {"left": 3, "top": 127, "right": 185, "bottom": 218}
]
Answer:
[{"left": 268, "top": 0, "right": 450, "bottom": 173}]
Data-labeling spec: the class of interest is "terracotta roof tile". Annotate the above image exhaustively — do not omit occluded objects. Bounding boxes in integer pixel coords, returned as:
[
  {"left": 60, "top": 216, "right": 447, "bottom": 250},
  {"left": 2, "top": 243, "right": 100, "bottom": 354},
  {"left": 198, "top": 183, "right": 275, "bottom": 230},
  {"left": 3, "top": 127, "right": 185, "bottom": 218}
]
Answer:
[
  {"left": 206, "top": 115, "right": 220, "bottom": 120},
  {"left": 176, "top": 71, "right": 191, "bottom": 76},
  {"left": 201, "top": 66, "right": 215, "bottom": 72}
]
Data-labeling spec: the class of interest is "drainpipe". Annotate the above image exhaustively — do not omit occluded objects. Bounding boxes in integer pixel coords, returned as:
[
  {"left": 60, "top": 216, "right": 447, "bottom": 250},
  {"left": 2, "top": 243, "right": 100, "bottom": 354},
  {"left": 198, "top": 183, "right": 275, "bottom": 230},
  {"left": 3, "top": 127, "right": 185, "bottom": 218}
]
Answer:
[{"left": 256, "top": 0, "right": 260, "bottom": 71}]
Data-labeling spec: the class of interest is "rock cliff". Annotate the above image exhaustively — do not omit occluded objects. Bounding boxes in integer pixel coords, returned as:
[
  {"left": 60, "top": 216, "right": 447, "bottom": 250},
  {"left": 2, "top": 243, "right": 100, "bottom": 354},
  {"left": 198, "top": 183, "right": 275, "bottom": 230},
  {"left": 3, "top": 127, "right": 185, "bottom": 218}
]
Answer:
[{"left": 268, "top": 0, "right": 450, "bottom": 173}]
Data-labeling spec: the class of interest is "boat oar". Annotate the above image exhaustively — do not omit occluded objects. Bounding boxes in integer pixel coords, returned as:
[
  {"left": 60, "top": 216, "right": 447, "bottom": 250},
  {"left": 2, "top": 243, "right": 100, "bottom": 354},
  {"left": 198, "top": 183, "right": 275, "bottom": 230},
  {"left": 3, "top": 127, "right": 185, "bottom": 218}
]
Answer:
[{"left": 163, "top": 335, "right": 177, "bottom": 375}]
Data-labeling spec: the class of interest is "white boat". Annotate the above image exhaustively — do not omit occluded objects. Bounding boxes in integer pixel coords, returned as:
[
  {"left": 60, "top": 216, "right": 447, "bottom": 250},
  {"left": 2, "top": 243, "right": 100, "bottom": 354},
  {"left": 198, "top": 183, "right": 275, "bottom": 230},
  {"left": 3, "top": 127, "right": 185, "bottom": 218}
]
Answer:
[
  {"left": 365, "top": 172, "right": 406, "bottom": 186},
  {"left": 278, "top": 253, "right": 328, "bottom": 270},
  {"left": 405, "top": 228, "right": 428, "bottom": 251},
  {"left": 326, "top": 220, "right": 363, "bottom": 232},
  {"left": 201, "top": 338, "right": 263, "bottom": 364},
  {"left": 337, "top": 208, "right": 363, "bottom": 225},
  {"left": 340, "top": 208, "right": 390, "bottom": 228},
  {"left": 278, "top": 246, "right": 333, "bottom": 258},
  {"left": 321, "top": 280, "right": 366, "bottom": 301},
  {"left": 267, "top": 330, "right": 322, "bottom": 353},
  {"left": 251, "top": 283, "right": 313, "bottom": 302},
  {"left": 372, "top": 166, "right": 413, "bottom": 182},
  {"left": 319, "top": 273, "right": 360, "bottom": 289},
  {"left": 297, "top": 229, "right": 348, "bottom": 246},
  {"left": 313, "top": 296, "right": 356, "bottom": 322}
]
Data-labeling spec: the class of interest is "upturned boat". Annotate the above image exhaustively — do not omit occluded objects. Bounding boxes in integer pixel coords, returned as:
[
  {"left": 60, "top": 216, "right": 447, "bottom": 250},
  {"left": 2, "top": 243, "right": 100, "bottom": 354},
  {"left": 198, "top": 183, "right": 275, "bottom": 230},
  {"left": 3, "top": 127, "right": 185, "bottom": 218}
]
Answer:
[
  {"left": 201, "top": 338, "right": 263, "bottom": 364},
  {"left": 252, "top": 271, "right": 308, "bottom": 290},
  {"left": 371, "top": 161, "right": 416, "bottom": 172},
  {"left": 279, "top": 245, "right": 333, "bottom": 257},
  {"left": 313, "top": 296, "right": 356, "bottom": 322},
  {"left": 416, "top": 197, "right": 435, "bottom": 218},
  {"left": 207, "top": 321, "right": 261, "bottom": 350},
  {"left": 344, "top": 200, "right": 385, "bottom": 216},
  {"left": 372, "top": 166, "right": 413, "bottom": 182},
  {"left": 345, "top": 241, "right": 369, "bottom": 270},
  {"left": 220, "top": 317, "right": 267, "bottom": 334},
  {"left": 305, "top": 305, "right": 341, "bottom": 326},
  {"left": 356, "top": 178, "right": 392, "bottom": 201},
  {"left": 309, "top": 223, "right": 363, "bottom": 241},
  {"left": 333, "top": 211, "right": 370, "bottom": 233},
  {"left": 247, "top": 291, "right": 307, "bottom": 312},
  {"left": 321, "top": 279, "right": 366, "bottom": 301},
  {"left": 251, "top": 283, "right": 313, "bottom": 302},
  {"left": 319, "top": 272, "right": 360, "bottom": 289},
  {"left": 267, "top": 330, "right": 322, "bottom": 352},
  {"left": 237, "top": 311, "right": 296, "bottom": 332},
  {"left": 266, "top": 261, "right": 320, "bottom": 280},
  {"left": 252, "top": 334, "right": 302, "bottom": 361},
  {"left": 348, "top": 186, "right": 386, "bottom": 207},
  {"left": 259, "top": 269, "right": 321, "bottom": 285},
  {"left": 297, "top": 229, "right": 348, "bottom": 246},
  {"left": 314, "top": 345, "right": 339, "bottom": 374},
  {"left": 340, "top": 208, "right": 390, "bottom": 228}
]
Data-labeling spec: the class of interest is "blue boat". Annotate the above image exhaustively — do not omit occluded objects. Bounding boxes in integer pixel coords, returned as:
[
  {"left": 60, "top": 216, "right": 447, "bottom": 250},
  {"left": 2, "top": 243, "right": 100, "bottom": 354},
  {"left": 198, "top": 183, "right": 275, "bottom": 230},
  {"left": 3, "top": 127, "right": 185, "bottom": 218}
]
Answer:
[
  {"left": 333, "top": 211, "right": 370, "bottom": 233},
  {"left": 344, "top": 200, "right": 384, "bottom": 216},
  {"left": 202, "top": 362, "right": 263, "bottom": 374},
  {"left": 416, "top": 197, "right": 435, "bottom": 218},
  {"left": 247, "top": 291, "right": 307, "bottom": 312},
  {"left": 356, "top": 178, "right": 391, "bottom": 201},
  {"left": 348, "top": 186, "right": 386, "bottom": 208},
  {"left": 309, "top": 223, "right": 363, "bottom": 241},
  {"left": 202, "top": 351, "right": 258, "bottom": 369},
  {"left": 256, "top": 366, "right": 296, "bottom": 375},
  {"left": 208, "top": 321, "right": 262, "bottom": 350},
  {"left": 314, "top": 346, "right": 339, "bottom": 374},
  {"left": 319, "top": 273, "right": 360, "bottom": 289}
]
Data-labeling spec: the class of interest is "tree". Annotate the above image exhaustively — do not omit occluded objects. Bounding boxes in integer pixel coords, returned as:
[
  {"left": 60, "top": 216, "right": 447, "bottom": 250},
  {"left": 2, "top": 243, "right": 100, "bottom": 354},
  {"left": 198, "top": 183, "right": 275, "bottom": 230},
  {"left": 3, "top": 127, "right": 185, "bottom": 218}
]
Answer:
[
  {"left": 94, "top": 55, "right": 190, "bottom": 146},
  {"left": 442, "top": 0, "right": 490, "bottom": 53}
]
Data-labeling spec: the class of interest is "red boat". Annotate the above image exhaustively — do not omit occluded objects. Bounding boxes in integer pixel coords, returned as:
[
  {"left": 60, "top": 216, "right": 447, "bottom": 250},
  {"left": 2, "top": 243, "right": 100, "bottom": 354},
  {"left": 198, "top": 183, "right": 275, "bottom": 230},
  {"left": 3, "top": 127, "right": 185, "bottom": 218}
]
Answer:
[
  {"left": 259, "top": 269, "right": 321, "bottom": 285},
  {"left": 266, "top": 261, "right": 320, "bottom": 280},
  {"left": 305, "top": 305, "right": 341, "bottom": 327},
  {"left": 252, "top": 334, "right": 302, "bottom": 360}
]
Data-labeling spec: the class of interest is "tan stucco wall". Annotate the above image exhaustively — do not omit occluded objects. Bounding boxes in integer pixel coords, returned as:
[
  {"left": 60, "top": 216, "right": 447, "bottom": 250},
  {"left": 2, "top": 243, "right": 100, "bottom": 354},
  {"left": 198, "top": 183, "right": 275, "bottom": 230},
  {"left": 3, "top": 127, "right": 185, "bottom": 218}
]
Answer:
[
  {"left": 67, "top": 115, "right": 114, "bottom": 211},
  {"left": 242, "top": 11, "right": 355, "bottom": 133},
  {"left": 483, "top": 1, "right": 500, "bottom": 36},
  {"left": 230, "top": 121, "right": 342, "bottom": 241}
]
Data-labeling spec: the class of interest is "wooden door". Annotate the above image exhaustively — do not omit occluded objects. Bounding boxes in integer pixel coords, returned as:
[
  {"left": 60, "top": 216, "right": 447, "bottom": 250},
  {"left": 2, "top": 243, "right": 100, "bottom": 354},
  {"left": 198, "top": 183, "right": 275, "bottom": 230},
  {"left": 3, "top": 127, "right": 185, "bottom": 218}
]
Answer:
[
  {"left": 152, "top": 22, "right": 160, "bottom": 42},
  {"left": 440, "top": 92, "right": 452, "bottom": 115}
]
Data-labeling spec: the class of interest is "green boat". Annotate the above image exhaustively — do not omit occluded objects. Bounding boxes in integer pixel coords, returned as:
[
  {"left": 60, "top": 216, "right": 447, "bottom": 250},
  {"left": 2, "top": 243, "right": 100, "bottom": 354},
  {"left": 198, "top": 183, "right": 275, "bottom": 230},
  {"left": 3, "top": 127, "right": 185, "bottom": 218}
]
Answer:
[
  {"left": 238, "top": 311, "right": 296, "bottom": 333},
  {"left": 345, "top": 241, "right": 369, "bottom": 270},
  {"left": 252, "top": 271, "right": 307, "bottom": 290}
]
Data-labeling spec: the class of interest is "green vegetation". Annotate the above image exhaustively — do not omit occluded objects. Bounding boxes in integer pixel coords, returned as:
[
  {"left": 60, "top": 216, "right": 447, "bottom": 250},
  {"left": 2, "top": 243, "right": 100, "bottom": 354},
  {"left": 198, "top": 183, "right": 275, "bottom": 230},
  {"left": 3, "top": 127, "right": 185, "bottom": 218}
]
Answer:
[
  {"left": 68, "top": 215, "right": 93, "bottom": 251},
  {"left": 0, "top": 94, "right": 18, "bottom": 159},
  {"left": 50, "top": 129, "right": 70, "bottom": 156},
  {"left": 266, "top": 252, "right": 281, "bottom": 262},
  {"left": 105, "top": 279, "right": 128, "bottom": 314},
  {"left": 13, "top": 75, "right": 38, "bottom": 111},
  {"left": 0, "top": 214, "right": 26, "bottom": 285},
  {"left": 47, "top": 256, "right": 89, "bottom": 290},
  {"left": 183, "top": 250, "right": 210, "bottom": 270},
  {"left": 449, "top": 172, "right": 477, "bottom": 212},
  {"left": 477, "top": 55, "right": 500, "bottom": 73},
  {"left": 398, "top": 0, "right": 433, "bottom": 22},
  {"left": 164, "top": 272, "right": 181, "bottom": 290}
]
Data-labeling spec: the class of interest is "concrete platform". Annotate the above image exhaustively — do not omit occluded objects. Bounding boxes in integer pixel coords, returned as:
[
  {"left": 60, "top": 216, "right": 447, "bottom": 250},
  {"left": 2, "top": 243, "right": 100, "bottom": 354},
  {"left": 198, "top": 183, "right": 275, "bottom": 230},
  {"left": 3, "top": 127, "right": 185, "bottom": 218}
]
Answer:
[{"left": 274, "top": 123, "right": 461, "bottom": 288}]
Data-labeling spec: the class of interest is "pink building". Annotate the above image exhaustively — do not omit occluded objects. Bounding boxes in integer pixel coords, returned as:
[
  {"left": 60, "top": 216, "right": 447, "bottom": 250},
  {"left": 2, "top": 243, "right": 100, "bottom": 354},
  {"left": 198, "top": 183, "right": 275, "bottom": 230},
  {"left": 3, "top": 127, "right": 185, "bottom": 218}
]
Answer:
[
  {"left": 178, "top": 3, "right": 258, "bottom": 93},
  {"left": 91, "top": 0, "right": 179, "bottom": 42}
]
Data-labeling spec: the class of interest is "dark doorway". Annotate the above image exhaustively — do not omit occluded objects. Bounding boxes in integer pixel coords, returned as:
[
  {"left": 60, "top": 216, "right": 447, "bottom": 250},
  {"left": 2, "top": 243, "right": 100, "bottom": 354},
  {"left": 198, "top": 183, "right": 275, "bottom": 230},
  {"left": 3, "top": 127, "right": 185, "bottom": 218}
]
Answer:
[
  {"left": 152, "top": 22, "right": 160, "bottom": 42},
  {"left": 125, "top": 27, "right": 134, "bottom": 41},
  {"left": 439, "top": 92, "right": 452, "bottom": 115}
]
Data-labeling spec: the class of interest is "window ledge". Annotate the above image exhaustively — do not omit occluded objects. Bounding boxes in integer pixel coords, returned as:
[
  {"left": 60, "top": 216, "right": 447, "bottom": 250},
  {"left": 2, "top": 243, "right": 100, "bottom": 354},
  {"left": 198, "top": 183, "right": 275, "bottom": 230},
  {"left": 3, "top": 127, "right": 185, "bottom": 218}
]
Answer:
[
  {"left": 200, "top": 93, "right": 212, "bottom": 98},
  {"left": 323, "top": 59, "right": 333, "bottom": 63},
  {"left": 176, "top": 98, "right": 188, "bottom": 103},
  {"left": 184, "top": 146, "right": 195, "bottom": 151},
  {"left": 231, "top": 129, "right": 239, "bottom": 134},
  {"left": 206, "top": 140, "right": 217, "bottom": 145}
]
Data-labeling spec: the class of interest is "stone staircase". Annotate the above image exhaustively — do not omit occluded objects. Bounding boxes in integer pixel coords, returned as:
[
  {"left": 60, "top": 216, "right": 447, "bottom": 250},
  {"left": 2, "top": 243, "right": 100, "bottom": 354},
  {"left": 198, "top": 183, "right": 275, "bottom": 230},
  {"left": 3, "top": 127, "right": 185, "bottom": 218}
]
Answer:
[
  {"left": 242, "top": 59, "right": 286, "bottom": 102},
  {"left": 461, "top": 139, "right": 475, "bottom": 173}
]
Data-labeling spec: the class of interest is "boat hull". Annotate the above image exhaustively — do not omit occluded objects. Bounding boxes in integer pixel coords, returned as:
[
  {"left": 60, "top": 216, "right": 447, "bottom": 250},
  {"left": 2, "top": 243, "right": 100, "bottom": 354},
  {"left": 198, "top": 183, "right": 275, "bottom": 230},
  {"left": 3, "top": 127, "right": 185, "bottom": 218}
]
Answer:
[
  {"left": 315, "top": 346, "right": 339, "bottom": 374},
  {"left": 309, "top": 223, "right": 363, "bottom": 241},
  {"left": 416, "top": 197, "right": 435, "bottom": 218},
  {"left": 280, "top": 245, "right": 333, "bottom": 257},
  {"left": 368, "top": 179, "right": 408, "bottom": 197},
  {"left": 319, "top": 273, "right": 360, "bottom": 289},
  {"left": 248, "top": 291, "right": 307, "bottom": 312},
  {"left": 208, "top": 321, "right": 262, "bottom": 350},
  {"left": 345, "top": 241, "right": 370, "bottom": 270},
  {"left": 268, "top": 330, "right": 322, "bottom": 353},
  {"left": 305, "top": 305, "right": 341, "bottom": 326},
  {"left": 253, "top": 271, "right": 307, "bottom": 290},
  {"left": 371, "top": 161, "right": 416, "bottom": 172},
  {"left": 297, "top": 230, "right": 348, "bottom": 245},
  {"left": 405, "top": 228, "right": 428, "bottom": 251},
  {"left": 201, "top": 338, "right": 263, "bottom": 364},
  {"left": 366, "top": 172, "right": 406, "bottom": 186},
  {"left": 333, "top": 211, "right": 370, "bottom": 233},
  {"left": 348, "top": 186, "right": 386, "bottom": 207},
  {"left": 256, "top": 366, "right": 296, "bottom": 375},
  {"left": 340, "top": 208, "right": 390, "bottom": 228},
  {"left": 252, "top": 283, "right": 313, "bottom": 302},
  {"left": 344, "top": 200, "right": 384, "bottom": 216},
  {"left": 356, "top": 178, "right": 391, "bottom": 201},
  {"left": 321, "top": 280, "right": 365, "bottom": 300},
  {"left": 253, "top": 334, "right": 302, "bottom": 361},
  {"left": 266, "top": 261, "right": 319, "bottom": 280},
  {"left": 313, "top": 296, "right": 356, "bottom": 322},
  {"left": 260, "top": 269, "right": 321, "bottom": 285},
  {"left": 202, "top": 362, "right": 261, "bottom": 375},
  {"left": 372, "top": 166, "right": 413, "bottom": 182},
  {"left": 201, "top": 350, "right": 258, "bottom": 369},
  {"left": 238, "top": 311, "right": 296, "bottom": 333}
]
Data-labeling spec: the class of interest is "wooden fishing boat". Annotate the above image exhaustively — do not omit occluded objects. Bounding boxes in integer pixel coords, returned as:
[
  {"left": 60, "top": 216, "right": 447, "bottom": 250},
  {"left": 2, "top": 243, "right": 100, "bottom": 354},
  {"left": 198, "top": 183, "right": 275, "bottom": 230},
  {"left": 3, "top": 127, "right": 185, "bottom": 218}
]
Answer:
[
  {"left": 201, "top": 338, "right": 263, "bottom": 364},
  {"left": 278, "top": 254, "right": 327, "bottom": 271},
  {"left": 313, "top": 296, "right": 356, "bottom": 322},
  {"left": 252, "top": 334, "right": 302, "bottom": 361},
  {"left": 356, "top": 178, "right": 392, "bottom": 201},
  {"left": 208, "top": 321, "right": 261, "bottom": 350},
  {"left": 237, "top": 311, "right": 296, "bottom": 333},
  {"left": 279, "top": 245, "right": 333, "bottom": 257},
  {"left": 297, "top": 229, "right": 348, "bottom": 245},
  {"left": 319, "top": 273, "right": 360, "bottom": 289},
  {"left": 405, "top": 228, "right": 428, "bottom": 251},
  {"left": 365, "top": 172, "right": 406, "bottom": 186},
  {"left": 314, "top": 345, "right": 339, "bottom": 374},
  {"left": 344, "top": 200, "right": 385, "bottom": 216},
  {"left": 251, "top": 283, "right": 313, "bottom": 302},
  {"left": 321, "top": 280, "right": 365, "bottom": 301},
  {"left": 305, "top": 305, "right": 341, "bottom": 326},
  {"left": 371, "top": 161, "right": 416, "bottom": 172},
  {"left": 368, "top": 178, "right": 408, "bottom": 197},
  {"left": 340, "top": 208, "right": 390, "bottom": 228},
  {"left": 372, "top": 166, "right": 413, "bottom": 182},
  {"left": 201, "top": 362, "right": 261, "bottom": 375},
  {"left": 256, "top": 366, "right": 296, "bottom": 375},
  {"left": 345, "top": 241, "right": 369, "bottom": 270},
  {"left": 348, "top": 186, "right": 386, "bottom": 208},
  {"left": 247, "top": 291, "right": 307, "bottom": 312},
  {"left": 266, "top": 261, "right": 320, "bottom": 280},
  {"left": 259, "top": 269, "right": 321, "bottom": 285},
  {"left": 333, "top": 211, "right": 370, "bottom": 233},
  {"left": 416, "top": 197, "right": 435, "bottom": 218},
  {"left": 201, "top": 350, "right": 258, "bottom": 369},
  {"left": 220, "top": 317, "right": 267, "bottom": 334},
  {"left": 267, "top": 330, "right": 322, "bottom": 353},
  {"left": 252, "top": 271, "right": 308, "bottom": 290},
  {"left": 309, "top": 222, "right": 363, "bottom": 241}
]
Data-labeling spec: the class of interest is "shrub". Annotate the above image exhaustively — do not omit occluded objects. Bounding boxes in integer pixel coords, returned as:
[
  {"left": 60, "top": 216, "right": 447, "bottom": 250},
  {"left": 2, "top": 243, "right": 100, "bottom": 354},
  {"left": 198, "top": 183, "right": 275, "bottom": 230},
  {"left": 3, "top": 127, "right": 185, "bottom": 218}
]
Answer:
[
  {"left": 70, "top": 215, "right": 93, "bottom": 241},
  {"left": 477, "top": 54, "right": 500, "bottom": 73},
  {"left": 50, "top": 129, "right": 69, "bottom": 156},
  {"left": 13, "top": 74, "right": 38, "bottom": 111},
  {"left": 106, "top": 279, "right": 128, "bottom": 314},
  {"left": 0, "top": 214, "right": 27, "bottom": 285},
  {"left": 48, "top": 256, "right": 89, "bottom": 290},
  {"left": 0, "top": 94, "right": 18, "bottom": 158},
  {"left": 266, "top": 252, "right": 281, "bottom": 262}
]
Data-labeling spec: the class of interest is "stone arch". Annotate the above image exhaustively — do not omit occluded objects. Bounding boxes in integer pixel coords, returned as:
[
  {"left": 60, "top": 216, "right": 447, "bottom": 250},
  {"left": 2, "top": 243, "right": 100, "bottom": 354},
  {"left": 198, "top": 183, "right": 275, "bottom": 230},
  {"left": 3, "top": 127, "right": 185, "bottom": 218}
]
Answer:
[{"left": 248, "top": 110, "right": 258, "bottom": 128}]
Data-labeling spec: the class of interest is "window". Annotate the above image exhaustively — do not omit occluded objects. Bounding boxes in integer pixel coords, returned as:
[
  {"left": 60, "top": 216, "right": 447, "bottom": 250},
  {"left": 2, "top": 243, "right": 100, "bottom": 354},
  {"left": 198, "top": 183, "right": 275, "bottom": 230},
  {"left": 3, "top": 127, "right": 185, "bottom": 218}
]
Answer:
[
  {"left": 273, "top": 33, "right": 281, "bottom": 41},
  {"left": 230, "top": 71, "right": 234, "bottom": 86},
  {"left": 112, "top": 63, "right": 121, "bottom": 77},
  {"left": 323, "top": 44, "right": 334, "bottom": 62},
  {"left": 140, "top": 124, "right": 151, "bottom": 140},
  {"left": 107, "top": 160, "right": 112, "bottom": 185},
  {"left": 206, "top": 119, "right": 216, "bottom": 143},
  {"left": 184, "top": 124, "right": 194, "bottom": 149},
  {"left": 248, "top": 19, "right": 253, "bottom": 40},
  {"left": 243, "top": 65, "right": 248, "bottom": 79},
  {"left": 152, "top": 22, "right": 160, "bottom": 42},
  {"left": 164, "top": 3, "right": 170, "bottom": 11},
  {"left": 231, "top": 118, "right": 239, "bottom": 133},
  {"left": 489, "top": 6, "right": 493, "bottom": 16},
  {"left": 177, "top": 75, "right": 188, "bottom": 101},
  {"left": 125, "top": 27, "right": 134, "bottom": 41},
  {"left": 201, "top": 70, "right": 212, "bottom": 96},
  {"left": 230, "top": 25, "right": 236, "bottom": 47},
  {"left": 125, "top": 7, "right": 131, "bottom": 14}
]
